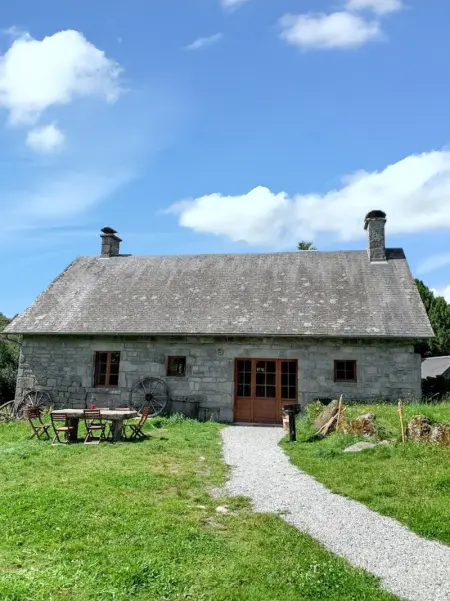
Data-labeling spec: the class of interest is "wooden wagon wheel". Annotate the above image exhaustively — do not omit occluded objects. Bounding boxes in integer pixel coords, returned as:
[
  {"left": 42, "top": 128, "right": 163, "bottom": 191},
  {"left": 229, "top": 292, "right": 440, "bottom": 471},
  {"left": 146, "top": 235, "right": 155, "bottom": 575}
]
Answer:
[
  {"left": 0, "top": 401, "right": 15, "bottom": 423},
  {"left": 130, "top": 377, "right": 169, "bottom": 417},
  {"left": 17, "top": 390, "right": 52, "bottom": 418}
]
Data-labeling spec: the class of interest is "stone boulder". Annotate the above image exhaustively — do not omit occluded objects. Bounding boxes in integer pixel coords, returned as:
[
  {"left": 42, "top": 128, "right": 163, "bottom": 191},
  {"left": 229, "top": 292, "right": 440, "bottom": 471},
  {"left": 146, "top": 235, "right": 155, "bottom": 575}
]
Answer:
[
  {"left": 312, "top": 399, "right": 339, "bottom": 432},
  {"left": 343, "top": 442, "right": 377, "bottom": 453},
  {"left": 429, "top": 423, "right": 450, "bottom": 445},
  {"left": 344, "top": 413, "right": 377, "bottom": 437},
  {"left": 406, "top": 415, "right": 432, "bottom": 442}
]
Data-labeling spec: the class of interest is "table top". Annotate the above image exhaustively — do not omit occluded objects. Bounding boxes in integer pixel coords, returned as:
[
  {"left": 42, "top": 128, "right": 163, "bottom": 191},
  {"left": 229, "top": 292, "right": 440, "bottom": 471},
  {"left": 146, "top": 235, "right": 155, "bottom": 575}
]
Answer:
[{"left": 51, "top": 409, "right": 138, "bottom": 420}]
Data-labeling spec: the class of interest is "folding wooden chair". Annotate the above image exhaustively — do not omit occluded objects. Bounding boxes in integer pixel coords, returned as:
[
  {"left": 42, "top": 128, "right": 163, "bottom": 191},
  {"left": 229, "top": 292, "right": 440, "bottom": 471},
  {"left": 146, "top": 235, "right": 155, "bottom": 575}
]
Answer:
[
  {"left": 50, "top": 412, "right": 74, "bottom": 445},
  {"left": 27, "top": 407, "right": 51, "bottom": 441},
  {"left": 83, "top": 409, "right": 106, "bottom": 444},
  {"left": 123, "top": 408, "right": 150, "bottom": 441}
]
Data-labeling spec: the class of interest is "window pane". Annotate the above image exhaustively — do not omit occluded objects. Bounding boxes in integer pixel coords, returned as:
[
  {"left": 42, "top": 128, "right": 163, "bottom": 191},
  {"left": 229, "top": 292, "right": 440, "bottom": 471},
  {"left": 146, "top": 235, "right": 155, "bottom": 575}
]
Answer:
[
  {"left": 243, "top": 384, "right": 251, "bottom": 397},
  {"left": 266, "top": 386, "right": 276, "bottom": 398},
  {"left": 266, "top": 361, "right": 276, "bottom": 373},
  {"left": 288, "top": 387, "right": 297, "bottom": 399},
  {"left": 109, "top": 361, "right": 120, "bottom": 377},
  {"left": 281, "top": 386, "right": 289, "bottom": 399},
  {"left": 238, "top": 360, "right": 251, "bottom": 372},
  {"left": 266, "top": 374, "right": 276, "bottom": 386},
  {"left": 256, "top": 362, "right": 266, "bottom": 373},
  {"left": 95, "top": 352, "right": 108, "bottom": 386},
  {"left": 255, "top": 385, "right": 265, "bottom": 397},
  {"left": 289, "top": 374, "right": 296, "bottom": 387},
  {"left": 98, "top": 353, "right": 107, "bottom": 371},
  {"left": 237, "top": 385, "right": 244, "bottom": 397},
  {"left": 256, "top": 372, "right": 265, "bottom": 386},
  {"left": 109, "top": 373, "right": 119, "bottom": 387}
]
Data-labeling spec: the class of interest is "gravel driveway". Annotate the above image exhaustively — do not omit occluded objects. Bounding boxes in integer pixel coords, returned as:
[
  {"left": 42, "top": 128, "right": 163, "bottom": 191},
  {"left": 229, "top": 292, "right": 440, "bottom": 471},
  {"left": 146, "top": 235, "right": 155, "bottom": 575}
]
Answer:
[{"left": 221, "top": 426, "right": 450, "bottom": 601}]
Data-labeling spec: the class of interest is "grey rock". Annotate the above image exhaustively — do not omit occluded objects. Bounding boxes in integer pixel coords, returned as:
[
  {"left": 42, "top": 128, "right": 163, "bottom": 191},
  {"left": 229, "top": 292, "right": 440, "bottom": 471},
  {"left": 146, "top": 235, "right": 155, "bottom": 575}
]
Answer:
[
  {"left": 429, "top": 423, "right": 450, "bottom": 445},
  {"left": 407, "top": 415, "right": 432, "bottom": 442},
  {"left": 343, "top": 442, "right": 377, "bottom": 453},
  {"left": 312, "top": 400, "right": 338, "bottom": 431},
  {"left": 345, "top": 413, "right": 377, "bottom": 436}
]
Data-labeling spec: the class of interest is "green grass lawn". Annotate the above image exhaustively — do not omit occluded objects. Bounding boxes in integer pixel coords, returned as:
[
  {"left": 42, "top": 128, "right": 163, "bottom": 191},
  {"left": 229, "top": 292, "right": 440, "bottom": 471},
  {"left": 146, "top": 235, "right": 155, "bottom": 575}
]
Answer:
[
  {"left": 0, "top": 417, "right": 400, "bottom": 601},
  {"left": 283, "top": 402, "right": 450, "bottom": 546}
]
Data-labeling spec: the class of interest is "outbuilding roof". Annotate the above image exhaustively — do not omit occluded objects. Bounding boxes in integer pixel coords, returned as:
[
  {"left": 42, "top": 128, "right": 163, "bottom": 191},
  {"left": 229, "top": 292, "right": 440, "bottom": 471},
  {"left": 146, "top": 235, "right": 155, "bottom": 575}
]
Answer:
[{"left": 421, "top": 356, "right": 450, "bottom": 379}]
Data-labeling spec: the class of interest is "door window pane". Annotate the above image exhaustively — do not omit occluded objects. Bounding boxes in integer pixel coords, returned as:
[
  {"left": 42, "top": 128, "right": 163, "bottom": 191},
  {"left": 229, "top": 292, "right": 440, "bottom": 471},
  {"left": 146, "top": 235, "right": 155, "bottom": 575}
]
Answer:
[{"left": 281, "top": 361, "right": 297, "bottom": 400}]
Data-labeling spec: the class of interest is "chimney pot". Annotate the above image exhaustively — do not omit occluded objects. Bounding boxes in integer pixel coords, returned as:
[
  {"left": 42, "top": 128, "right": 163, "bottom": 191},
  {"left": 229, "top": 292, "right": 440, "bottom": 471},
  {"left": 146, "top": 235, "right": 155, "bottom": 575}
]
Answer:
[
  {"left": 100, "top": 227, "right": 122, "bottom": 257},
  {"left": 364, "top": 210, "right": 386, "bottom": 262}
]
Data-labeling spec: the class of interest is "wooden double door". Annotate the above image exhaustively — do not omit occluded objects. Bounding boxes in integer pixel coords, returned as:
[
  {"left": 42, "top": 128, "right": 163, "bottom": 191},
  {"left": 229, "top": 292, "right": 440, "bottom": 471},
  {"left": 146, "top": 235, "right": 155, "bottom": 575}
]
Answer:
[{"left": 234, "top": 359, "right": 298, "bottom": 424}]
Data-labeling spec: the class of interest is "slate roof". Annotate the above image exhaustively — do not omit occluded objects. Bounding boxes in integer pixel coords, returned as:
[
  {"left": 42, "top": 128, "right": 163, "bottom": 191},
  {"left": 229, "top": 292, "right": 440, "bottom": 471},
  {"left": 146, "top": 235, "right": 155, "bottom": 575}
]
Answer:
[
  {"left": 421, "top": 356, "right": 450, "bottom": 379},
  {"left": 4, "top": 249, "right": 434, "bottom": 338}
]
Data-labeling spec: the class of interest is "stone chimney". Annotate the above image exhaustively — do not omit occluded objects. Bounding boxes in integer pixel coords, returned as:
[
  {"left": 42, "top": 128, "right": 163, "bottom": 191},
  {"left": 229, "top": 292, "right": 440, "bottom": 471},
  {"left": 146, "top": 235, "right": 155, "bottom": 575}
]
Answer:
[
  {"left": 100, "top": 227, "right": 122, "bottom": 257},
  {"left": 364, "top": 210, "right": 387, "bottom": 262}
]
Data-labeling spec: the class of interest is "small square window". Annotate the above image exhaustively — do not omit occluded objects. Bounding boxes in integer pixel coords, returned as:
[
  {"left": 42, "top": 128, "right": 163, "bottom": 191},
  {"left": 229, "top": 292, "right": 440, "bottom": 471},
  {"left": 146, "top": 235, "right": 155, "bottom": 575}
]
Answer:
[
  {"left": 167, "top": 356, "right": 186, "bottom": 377},
  {"left": 334, "top": 360, "right": 357, "bottom": 383}
]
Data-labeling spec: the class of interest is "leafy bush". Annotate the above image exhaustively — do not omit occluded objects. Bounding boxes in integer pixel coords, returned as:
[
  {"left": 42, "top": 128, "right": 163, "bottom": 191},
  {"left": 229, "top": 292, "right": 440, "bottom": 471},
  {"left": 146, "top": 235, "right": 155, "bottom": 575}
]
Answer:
[
  {"left": 305, "top": 401, "right": 325, "bottom": 424},
  {"left": 0, "top": 315, "right": 19, "bottom": 403}
]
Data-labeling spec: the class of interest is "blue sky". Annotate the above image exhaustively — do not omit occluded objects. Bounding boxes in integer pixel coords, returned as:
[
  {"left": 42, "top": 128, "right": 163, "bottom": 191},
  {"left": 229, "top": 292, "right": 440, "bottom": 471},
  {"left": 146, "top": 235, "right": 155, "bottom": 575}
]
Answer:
[{"left": 1, "top": 0, "right": 450, "bottom": 316}]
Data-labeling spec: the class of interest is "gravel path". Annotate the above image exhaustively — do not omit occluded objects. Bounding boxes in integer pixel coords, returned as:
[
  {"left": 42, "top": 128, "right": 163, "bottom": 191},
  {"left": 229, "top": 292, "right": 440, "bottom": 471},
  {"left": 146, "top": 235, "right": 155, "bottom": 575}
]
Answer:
[{"left": 221, "top": 426, "right": 450, "bottom": 601}]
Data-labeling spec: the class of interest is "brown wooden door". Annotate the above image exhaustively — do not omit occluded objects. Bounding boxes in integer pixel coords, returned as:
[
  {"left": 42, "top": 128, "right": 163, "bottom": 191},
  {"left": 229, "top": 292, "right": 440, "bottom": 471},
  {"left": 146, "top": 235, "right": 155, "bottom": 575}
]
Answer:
[{"left": 234, "top": 359, "right": 298, "bottom": 423}]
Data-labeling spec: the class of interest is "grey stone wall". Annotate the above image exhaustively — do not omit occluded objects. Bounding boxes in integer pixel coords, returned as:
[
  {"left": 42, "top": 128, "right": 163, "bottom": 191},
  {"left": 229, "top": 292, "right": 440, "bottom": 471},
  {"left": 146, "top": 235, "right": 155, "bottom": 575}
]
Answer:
[{"left": 16, "top": 335, "right": 421, "bottom": 422}]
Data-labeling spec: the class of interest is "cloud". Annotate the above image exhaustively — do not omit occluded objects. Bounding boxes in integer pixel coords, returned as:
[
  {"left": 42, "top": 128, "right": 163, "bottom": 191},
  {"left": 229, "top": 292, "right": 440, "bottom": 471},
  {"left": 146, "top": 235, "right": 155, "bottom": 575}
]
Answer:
[
  {"left": 0, "top": 29, "right": 121, "bottom": 125},
  {"left": 417, "top": 253, "right": 450, "bottom": 276},
  {"left": 184, "top": 33, "right": 223, "bottom": 51},
  {"left": 26, "top": 123, "right": 65, "bottom": 152},
  {"left": 168, "top": 150, "right": 450, "bottom": 247},
  {"left": 221, "top": 0, "right": 249, "bottom": 8},
  {"left": 279, "top": 12, "right": 381, "bottom": 50},
  {"left": 0, "top": 79, "right": 183, "bottom": 242},
  {"left": 346, "top": 0, "right": 404, "bottom": 15},
  {"left": 432, "top": 286, "right": 450, "bottom": 303},
  {"left": 15, "top": 171, "right": 133, "bottom": 222}
]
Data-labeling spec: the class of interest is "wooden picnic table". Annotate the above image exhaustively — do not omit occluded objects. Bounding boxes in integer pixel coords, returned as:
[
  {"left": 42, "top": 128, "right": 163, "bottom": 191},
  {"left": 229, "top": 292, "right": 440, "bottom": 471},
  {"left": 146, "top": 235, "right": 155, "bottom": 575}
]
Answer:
[{"left": 51, "top": 408, "right": 138, "bottom": 442}]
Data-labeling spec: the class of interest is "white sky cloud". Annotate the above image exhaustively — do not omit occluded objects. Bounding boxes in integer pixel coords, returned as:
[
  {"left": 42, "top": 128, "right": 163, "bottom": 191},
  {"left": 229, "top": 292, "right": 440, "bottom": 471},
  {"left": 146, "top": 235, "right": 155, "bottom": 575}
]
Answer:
[
  {"left": 346, "top": 0, "right": 404, "bottom": 15},
  {"left": 221, "top": 0, "right": 250, "bottom": 8},
  {"left": 279, "top": 12, "right": 381, "bottom": 50},
  {"left": 168, "top": 150, "right": 450, "bottom": 247},
  {"left": 184, "top": 33, "right": 223, "bottom": 51},
  {"left": 417, "top": 253, "right": 450, "bottom": 275},
  {"left": 26, "top": 123, "right": 65, "bottom": 152},
  {"left": 431, "top": 286, "right": 450, "bottom": 303},
  {"left": 0, "top": 29, "right": 121, "bottom": 125}
]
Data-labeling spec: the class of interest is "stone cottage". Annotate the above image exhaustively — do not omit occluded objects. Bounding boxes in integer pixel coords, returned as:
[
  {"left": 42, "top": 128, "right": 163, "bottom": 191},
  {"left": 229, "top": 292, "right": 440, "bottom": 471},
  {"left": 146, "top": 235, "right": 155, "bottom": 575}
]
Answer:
[{"left": 5, "top": 211, "right": 433, "bottom": 423}]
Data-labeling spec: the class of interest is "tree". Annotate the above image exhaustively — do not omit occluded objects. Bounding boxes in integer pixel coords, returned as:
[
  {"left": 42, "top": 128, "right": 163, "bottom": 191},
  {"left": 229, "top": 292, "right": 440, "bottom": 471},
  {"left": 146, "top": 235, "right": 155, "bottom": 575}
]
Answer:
[
  {"left": 297, "top": 241, "right": 317, "bottom": 251},
  {"left": 0, "top": 314, "right": 19, "bottom": 402},
  {"left": 415, "top": 279, "right": 450, "bottom": 357}
]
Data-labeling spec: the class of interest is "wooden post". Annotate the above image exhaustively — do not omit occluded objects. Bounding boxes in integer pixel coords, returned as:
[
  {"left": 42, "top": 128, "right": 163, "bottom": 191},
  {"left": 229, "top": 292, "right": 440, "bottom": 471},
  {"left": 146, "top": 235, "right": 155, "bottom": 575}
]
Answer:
[
  {"left": 398, "top": 399, "right": 406, "bottom": 443},
  {"left": 336, "top": 395, "right": 343, "bottom": 432}
]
